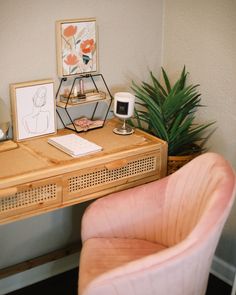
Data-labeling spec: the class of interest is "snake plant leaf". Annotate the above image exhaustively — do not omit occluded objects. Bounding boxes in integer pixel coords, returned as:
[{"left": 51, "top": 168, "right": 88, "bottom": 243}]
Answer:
[
  {"left": 150, "top": 71, "right": 168, "bottom": 98},
  {"left": 161, "top": 67, "right": 172, "bottom": 93},
  {"left": 175, "top": 65, "right": 187, "bottom": 92}
]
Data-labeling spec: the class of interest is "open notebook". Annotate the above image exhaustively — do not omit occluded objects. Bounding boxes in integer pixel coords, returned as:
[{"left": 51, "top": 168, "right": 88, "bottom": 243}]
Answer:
[{"left": 48, "top": 134, "right": 102, "bottom": 157}]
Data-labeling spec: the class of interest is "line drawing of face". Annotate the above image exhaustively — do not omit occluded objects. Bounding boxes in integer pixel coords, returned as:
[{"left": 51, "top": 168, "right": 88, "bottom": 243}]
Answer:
[{"left": 33, "top": 86, "right": 47, "bottom": 108}]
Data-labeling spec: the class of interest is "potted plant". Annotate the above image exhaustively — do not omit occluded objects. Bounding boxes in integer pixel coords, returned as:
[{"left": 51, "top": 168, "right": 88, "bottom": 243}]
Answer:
[{"left": 130, "top": 66, "right": 215, "bottom": 174}]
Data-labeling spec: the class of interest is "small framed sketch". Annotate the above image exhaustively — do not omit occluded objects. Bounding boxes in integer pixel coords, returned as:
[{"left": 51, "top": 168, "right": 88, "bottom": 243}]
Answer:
[
  {"left": 56, "top": 18, "right": 98, "bottom": 77},
  {"left": 10, "top": 79, "right": 56, "bottom": 141}
]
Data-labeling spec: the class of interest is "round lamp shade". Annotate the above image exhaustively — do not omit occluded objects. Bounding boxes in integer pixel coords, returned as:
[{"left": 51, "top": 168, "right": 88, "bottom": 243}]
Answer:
[{"left": 113, "top": 92, "right": 135, "bottom": 119}]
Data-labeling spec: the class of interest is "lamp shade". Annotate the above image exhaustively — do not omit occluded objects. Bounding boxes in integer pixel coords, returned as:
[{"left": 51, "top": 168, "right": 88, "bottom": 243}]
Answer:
[{"left": 113, "top": 92, "right": 135, "bottom": 119}]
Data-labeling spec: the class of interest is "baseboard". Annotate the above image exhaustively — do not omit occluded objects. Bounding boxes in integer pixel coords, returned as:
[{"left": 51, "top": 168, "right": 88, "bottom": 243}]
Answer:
[
  {"left": 211, "top": 255, "right": 236, "bottom": 286},
  {"left": 0, "top": 252, "right": 80, "bottom": 295}
]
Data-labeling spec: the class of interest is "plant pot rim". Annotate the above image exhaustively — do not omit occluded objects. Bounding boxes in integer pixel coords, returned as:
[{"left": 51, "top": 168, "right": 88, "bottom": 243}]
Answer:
[{"left": 168, "top": 154, "right": 200, "bottom": 161}]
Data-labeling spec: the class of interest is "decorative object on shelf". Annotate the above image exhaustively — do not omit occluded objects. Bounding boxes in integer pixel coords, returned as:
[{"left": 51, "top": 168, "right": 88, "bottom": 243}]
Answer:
[
  {"left": 0, "top": 97, "right": 17, "bottom": 152},
  {"left": 0, "top": 124, "right": 9, "bottom": 141},
  {"left": 130, "top": 66, "right": 215, "bottom": 174},
  {"left": 59, "top": 89, "right": 105, "bottom": 105},
  {"left": 79, "top": 79, "right": 85, "bottom": 94},
  {"left": 74, "top": 117, "right": 104, "bottom": 132},
  {"left": 0, "top": 97, "right": 10, "bottom": 141},
  {"left": 113, "top": 92, "right": 135, "bottom": 135},
  {"left": 10, "top": 79, "right": 56, "bottom": 141},
  {"left": 55, "top": 73, "right": 113, "bottom": 133},
  {"left": 56, "top": 18, "right": 97, "bottom": 77},
  {"left": 59, "top": 93, "right": 85, "bottom": 105}
]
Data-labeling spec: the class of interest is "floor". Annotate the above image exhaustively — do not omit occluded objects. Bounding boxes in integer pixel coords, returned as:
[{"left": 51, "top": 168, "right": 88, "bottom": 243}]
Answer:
[{"left": 6, "top": 269, "right": 232, "bottom": 295}]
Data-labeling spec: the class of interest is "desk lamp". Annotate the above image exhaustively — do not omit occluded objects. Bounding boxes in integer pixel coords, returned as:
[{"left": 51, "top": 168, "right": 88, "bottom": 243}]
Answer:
[{"left": 113, "top": 92, "right": 135, "bottom": 135}]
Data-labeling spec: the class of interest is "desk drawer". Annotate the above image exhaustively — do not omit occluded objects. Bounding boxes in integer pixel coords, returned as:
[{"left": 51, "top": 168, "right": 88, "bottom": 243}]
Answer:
[
  {"left": 63, "top": 151, "right": 161, "bottom": 201},
  {"left": 0, "top": 177, "right": 62, "bottom": 221}
]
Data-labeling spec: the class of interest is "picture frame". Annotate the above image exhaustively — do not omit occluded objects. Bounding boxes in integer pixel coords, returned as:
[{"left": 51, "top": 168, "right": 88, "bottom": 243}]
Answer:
[
  {"left": 56, "top": 18, "right": 98, "bottom": 77},
  {"left": 10, "top": 79, "right": 56, "bottom": 142}
]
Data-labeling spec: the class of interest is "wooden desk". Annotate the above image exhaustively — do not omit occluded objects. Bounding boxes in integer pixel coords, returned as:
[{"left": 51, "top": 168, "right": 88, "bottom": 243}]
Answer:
[{"left": 0, "top": 120, "right": 167, "bottom": 225}]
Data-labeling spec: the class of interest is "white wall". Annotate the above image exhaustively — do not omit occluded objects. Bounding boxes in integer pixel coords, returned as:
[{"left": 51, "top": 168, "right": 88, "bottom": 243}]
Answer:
[
  {"left": 0, "top": 0, "right": 164, "bottom": 292},
  {"left": 0, "top": 0, "right": 163, "bottom": 106},
  {"left": 2, "top": 0, "right": 235, "bottom": 290},
  {"left": 163, "top": 0, "right": 236, "bottom": 283}
]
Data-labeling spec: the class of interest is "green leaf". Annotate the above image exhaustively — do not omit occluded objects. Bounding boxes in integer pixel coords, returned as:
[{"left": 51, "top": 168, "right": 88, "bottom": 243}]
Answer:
[
  {"left": 70, "top": 66, "right": 78, "bottom": 73},
  {"left": 161, "top": 67, "right": 172, "bottom": 93},
  {"left": 150, "top": 71, "right": 168, "bottom": 98},
  {"left": 130, "top": 66, "right": 215, "bottom": 156}
]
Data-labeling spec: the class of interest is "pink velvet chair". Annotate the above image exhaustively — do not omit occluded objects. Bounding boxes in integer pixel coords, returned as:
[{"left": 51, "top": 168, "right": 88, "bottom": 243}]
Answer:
[{"left": 78, "top": 153, "right": 236, "bottom": 295}]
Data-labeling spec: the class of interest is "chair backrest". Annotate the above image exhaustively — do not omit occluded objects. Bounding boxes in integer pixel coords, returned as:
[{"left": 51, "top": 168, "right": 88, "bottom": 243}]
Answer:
[
  {"left": 82, "top": 152, "right": 236, "bottom": 248},
  {"left": 161, "top": 152, "right": 236, "bottom": 247}
]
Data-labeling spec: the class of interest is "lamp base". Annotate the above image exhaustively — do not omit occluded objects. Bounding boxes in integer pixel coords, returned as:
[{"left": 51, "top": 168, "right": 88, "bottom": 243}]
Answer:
[{"left": 113, "top": 124, "right": 134, "bottom": 135}]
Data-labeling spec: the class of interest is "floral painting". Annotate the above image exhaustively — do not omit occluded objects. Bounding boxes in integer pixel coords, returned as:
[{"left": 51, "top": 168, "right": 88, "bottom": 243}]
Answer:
[{"left": 56, "top": 18, "right": 97, "bottom": 76}]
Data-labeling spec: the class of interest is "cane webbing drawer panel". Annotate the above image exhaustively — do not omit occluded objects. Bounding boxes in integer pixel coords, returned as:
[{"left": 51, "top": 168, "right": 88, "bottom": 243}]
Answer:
[
  {"left": 63, "top": 152, "right": 160, "bottom": 201},
  {"left": 0, "top": 177, "right": 62, "bottom": 220},
  {"left": 0, "top": 120, "right": 167, "bottom": 224},
  {"left": 69, "top": 155, "right": 156, "bottom": 190}
]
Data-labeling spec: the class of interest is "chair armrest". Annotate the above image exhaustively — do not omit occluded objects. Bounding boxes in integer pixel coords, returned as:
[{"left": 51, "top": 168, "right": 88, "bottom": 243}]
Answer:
[{"left": 81, "top": 177, "right": 169, "bottom": 243}]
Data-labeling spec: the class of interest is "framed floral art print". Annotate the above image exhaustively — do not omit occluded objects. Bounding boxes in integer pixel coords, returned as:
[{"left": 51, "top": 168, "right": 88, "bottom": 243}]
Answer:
[{"left": 56, "top": 18, "right": 98, "bottom": 77}]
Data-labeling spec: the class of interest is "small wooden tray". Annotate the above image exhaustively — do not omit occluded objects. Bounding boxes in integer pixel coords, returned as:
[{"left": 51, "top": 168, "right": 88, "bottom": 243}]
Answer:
[{"left": 59, "top": 91, "right": 106, "bottom": 106}]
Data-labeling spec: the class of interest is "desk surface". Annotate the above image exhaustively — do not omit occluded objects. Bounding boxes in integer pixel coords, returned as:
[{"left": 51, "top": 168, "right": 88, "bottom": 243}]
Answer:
[
  {"left": 0, "top": 119, "right": 167, "bottom": 224},
  {"left": 0, "top": 120, "right": 166, "bottom": 189}
]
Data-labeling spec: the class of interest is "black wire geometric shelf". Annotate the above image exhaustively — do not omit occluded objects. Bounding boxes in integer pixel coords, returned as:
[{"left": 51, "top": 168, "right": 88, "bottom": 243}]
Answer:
[{"left": 55, "top": 73, "right": 113, "bottom": 133}]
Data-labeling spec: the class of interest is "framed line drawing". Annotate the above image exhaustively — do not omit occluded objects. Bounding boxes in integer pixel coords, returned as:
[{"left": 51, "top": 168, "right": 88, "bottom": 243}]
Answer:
[
  {"left": 56, "top": 18, "right": 98, "bottom": 77},
  {"left": 10, "top": 79, "right": 56, "bottom": 141}
]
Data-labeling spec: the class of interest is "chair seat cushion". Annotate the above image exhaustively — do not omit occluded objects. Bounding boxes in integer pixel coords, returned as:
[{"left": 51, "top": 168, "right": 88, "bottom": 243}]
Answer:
[{"left": 79, "top": 237, "right": 167, "bottom": 294}]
